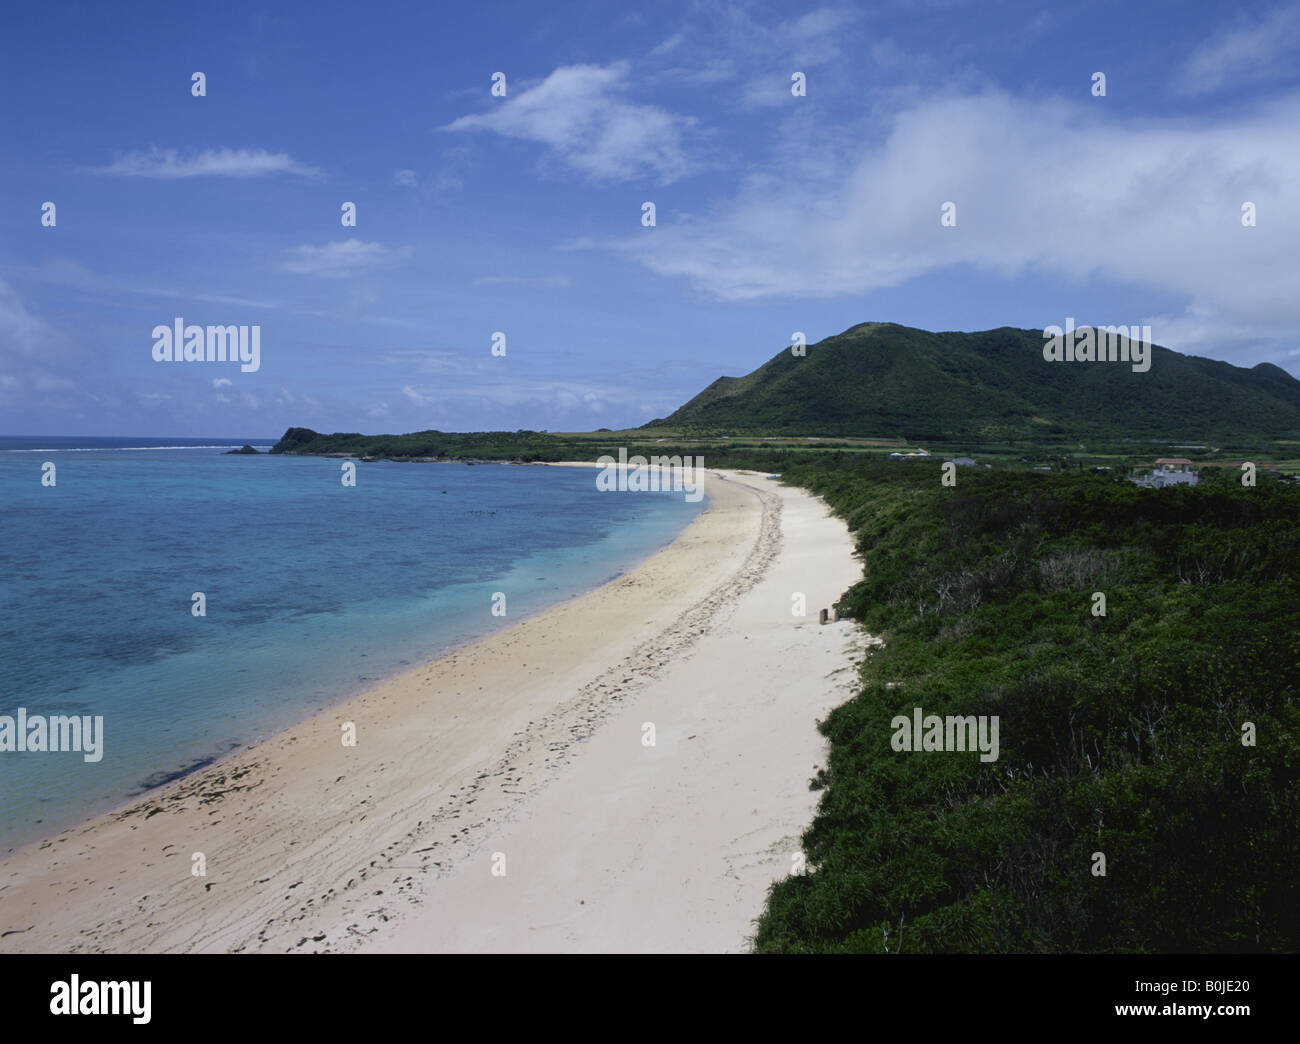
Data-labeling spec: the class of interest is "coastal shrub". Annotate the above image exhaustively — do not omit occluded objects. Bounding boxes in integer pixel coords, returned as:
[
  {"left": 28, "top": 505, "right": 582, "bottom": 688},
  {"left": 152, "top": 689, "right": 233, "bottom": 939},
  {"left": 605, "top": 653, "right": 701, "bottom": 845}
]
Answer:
[{"left": 755, "top": 461, "right": 1300, "bottom": 953}]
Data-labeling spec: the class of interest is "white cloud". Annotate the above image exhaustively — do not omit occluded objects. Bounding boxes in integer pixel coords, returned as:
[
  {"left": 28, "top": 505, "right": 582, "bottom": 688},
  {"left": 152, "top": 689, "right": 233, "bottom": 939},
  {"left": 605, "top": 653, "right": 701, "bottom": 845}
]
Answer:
[
  {"left": 665, "top": 58, "right": 737, "bottom": 86},
  {"left": 604, "top": 88, "right": 1300, "bottom": 360},
  {"left": 101, "top": 147, "right": 321, "bottom": 178},
  {"left": 471, "top": 274, "right": 572, "bottom": 288},
  {"left": 402, "top": 384, "right": 434, "bottom": 406},
  {"left": 280, "top": 241, "right": 413, "bottom": 279},
  {"left": 34, "top": 375, "right": 74, "bottom": 390},
  {"left": 649, "top": 32, "right": 684, "bottom": 56},
  {"left": 12, "top": 262, "right": 303, "bottom": 315},
  {"left": 0, "top": 278, "right": 54, "bottom": 358},
  {"left": 212, "top": 377, "right": 233, "bottom": 389},
  {"left": 743, "top": 73, "right": 803, "bottom": 109},
  {"left": 398, "top": 147, "right": 471, "bottom": 198},
  {"left": 0, "top": 281, "right": 104, "bottom": 406},
  {"left": 442, "top": 62, "right": 694, "bottom": 183},
  {"left": 140, "top": 287, "right": 285, "bottom": 310},
  {"left": 1141, "top": 299, "right": 1300, "bottom": 375},
  {"left": 784, "top": 7, "right": 859, "bottom": 63},
  {"left": 678, "top": 5, "right": 861, "bottom": 106},
  {"left": 370, "top": 365, "right": 671, "bottom": 423},
  {"left": 456, "top": 376, "right": 643, "bottom": 414},
  {"left": 273, "top": 389, "right": 322, "bottom": 412},
  {"left": 1183, "top": 3, "right": 1300, "bottom": 94}
]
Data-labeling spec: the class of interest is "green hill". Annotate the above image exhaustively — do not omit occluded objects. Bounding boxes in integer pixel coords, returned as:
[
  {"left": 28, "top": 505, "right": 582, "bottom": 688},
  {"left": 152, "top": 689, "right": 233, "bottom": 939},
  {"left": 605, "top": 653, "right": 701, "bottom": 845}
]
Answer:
[{"left": 646, "top": 322, "right": 1300, "bottom": 441}]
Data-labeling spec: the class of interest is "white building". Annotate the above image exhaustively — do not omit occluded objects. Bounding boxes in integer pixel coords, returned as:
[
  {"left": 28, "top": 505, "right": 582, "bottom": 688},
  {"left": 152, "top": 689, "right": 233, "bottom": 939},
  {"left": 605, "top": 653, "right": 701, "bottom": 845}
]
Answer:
[{"left": 1130, "top": 457, "right": 1199, "bottom": 488}]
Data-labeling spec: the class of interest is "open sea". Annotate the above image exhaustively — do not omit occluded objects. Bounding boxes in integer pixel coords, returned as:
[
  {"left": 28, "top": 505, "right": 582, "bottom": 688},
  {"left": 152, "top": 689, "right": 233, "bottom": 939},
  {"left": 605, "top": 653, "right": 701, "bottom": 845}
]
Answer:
[{"left": 0, "top": 436, "right": 706, "bottom": 852}]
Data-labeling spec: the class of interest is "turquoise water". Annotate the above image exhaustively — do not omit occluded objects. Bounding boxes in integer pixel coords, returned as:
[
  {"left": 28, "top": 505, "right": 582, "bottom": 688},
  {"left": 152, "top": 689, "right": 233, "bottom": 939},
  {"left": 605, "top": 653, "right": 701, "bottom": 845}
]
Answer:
[{"left": 0, "top": 439, "right": 705, "bottom": 851}]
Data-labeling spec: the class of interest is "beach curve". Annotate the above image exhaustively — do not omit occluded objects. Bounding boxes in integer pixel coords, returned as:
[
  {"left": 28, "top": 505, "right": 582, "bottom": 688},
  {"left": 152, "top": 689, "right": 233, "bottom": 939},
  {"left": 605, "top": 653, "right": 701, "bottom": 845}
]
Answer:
[{"left": 0, "top": 468, "right": 860, "bottom": 953}]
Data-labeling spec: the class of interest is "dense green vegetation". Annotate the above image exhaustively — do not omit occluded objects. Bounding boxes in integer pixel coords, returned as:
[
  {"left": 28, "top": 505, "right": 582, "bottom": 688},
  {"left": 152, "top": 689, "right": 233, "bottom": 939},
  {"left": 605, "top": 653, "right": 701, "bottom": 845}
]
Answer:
[
  {"left": 754, "top": 457, "right": 1300, "bottom": 953},
  {"left": 269, "top": 425, "right": 582, "bottom": 461},
  {"left": 651, "top": 322, "right": 1300, "bottom": 442},
  {"left": 268, "top": 425, "right": 1298, "bottom": 476}
]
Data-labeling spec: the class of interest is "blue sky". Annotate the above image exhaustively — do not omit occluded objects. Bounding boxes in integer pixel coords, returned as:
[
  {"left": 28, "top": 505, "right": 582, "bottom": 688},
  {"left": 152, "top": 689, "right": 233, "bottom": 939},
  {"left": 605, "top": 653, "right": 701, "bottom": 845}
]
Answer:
[{"left": 3, "top": 0, "right": 1300, "bottom": 437}]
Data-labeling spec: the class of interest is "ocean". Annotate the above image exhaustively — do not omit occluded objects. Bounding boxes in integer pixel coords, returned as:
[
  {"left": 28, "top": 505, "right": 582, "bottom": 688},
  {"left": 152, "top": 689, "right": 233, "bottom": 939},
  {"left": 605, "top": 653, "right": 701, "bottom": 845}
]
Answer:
[{"left": 0, "top": 437, "right": 706, "bottom": 851}]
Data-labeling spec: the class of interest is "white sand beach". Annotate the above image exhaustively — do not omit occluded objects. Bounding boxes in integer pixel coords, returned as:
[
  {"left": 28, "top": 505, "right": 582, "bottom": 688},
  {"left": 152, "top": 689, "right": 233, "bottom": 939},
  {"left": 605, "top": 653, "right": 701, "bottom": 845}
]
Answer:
[{"left": 0, "top": 469, "right": 861, "bottom": 953}]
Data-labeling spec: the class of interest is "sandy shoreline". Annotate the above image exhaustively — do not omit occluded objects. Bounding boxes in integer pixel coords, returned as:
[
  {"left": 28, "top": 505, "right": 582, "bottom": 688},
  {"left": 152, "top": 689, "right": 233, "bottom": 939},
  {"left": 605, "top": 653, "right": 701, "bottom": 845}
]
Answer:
[{"left": 0, "top": 468, "right": 861, "bottom": 953}]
